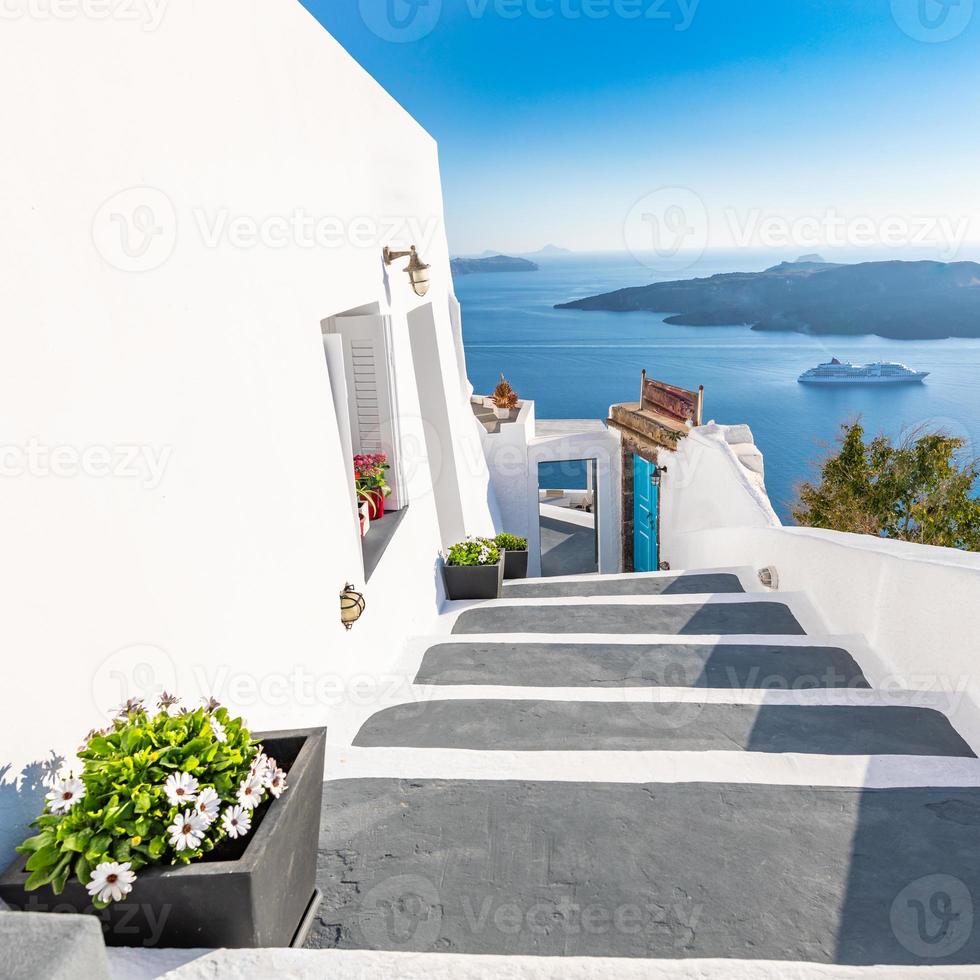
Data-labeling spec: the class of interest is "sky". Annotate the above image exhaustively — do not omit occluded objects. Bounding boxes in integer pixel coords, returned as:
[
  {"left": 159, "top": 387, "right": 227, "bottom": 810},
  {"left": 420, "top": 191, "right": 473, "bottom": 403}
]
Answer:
[{"left": 303, "top": 0, "right": 980, "bottom": 259}]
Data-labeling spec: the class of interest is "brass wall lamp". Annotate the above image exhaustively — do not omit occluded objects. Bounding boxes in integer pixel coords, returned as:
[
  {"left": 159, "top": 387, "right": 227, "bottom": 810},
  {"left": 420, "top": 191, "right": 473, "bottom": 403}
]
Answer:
[
  {"left": 340, "top": 583, "right": 366, "bottom": 630},
  {"left": 383, "top": 245, "right": 431, "bottom": 297}
]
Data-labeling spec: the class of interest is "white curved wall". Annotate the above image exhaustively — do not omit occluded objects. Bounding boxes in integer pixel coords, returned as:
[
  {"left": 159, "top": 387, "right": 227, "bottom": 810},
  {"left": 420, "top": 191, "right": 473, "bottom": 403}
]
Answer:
[
  {"left": 661, "top": 424, "right": 980, "bottom": 752},
  {"left": 0, "top": 0, "right": 496, "bottom": 862}
]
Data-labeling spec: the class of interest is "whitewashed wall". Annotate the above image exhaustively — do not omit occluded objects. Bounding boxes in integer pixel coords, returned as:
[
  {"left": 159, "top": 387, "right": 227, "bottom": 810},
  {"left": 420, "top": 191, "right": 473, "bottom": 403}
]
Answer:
[
  {"left": 661, "top": 425, "right": 980, "bottom": 754},
  {"left": 480, "top": 405, "right": 622, "bottom": 576},
  {"left": 0, "top": 0, "right": 496, "bottom": 862}
]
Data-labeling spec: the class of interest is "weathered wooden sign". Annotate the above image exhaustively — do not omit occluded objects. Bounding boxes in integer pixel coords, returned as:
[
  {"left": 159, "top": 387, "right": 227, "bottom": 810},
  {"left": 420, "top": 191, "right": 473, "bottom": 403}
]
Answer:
[{"left": 641, "top": 371, "right": 703, "bottom": 426}]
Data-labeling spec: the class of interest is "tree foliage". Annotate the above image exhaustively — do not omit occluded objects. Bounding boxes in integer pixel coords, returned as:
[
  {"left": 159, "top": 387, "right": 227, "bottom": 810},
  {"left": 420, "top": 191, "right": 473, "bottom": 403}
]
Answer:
[{"left": 793, "top": 421, "right": 980, "bottom": 551}]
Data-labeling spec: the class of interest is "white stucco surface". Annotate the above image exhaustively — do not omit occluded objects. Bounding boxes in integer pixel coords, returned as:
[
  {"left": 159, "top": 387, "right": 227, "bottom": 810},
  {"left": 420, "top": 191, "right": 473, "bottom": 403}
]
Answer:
[
  {"left": 109, "top": 947, "right": 980, "bottom": 980},
  {"left": 0, "top": 0, "right": 498, "bottom": 863},
  {"left": 660, "top": 424, "right": 980, "bottom": 755}
]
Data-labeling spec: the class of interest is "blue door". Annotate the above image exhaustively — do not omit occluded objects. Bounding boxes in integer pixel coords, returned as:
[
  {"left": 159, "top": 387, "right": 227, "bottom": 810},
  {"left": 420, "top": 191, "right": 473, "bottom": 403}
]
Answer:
[{"left": 633, "top": 454, "right": 659, "bottom": 572}]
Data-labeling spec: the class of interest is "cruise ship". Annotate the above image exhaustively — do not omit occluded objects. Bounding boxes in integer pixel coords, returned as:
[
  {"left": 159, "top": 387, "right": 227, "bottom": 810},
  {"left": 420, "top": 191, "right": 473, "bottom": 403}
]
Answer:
[{"left": 798, "top": 357, "right": 929, "bottom": 384}]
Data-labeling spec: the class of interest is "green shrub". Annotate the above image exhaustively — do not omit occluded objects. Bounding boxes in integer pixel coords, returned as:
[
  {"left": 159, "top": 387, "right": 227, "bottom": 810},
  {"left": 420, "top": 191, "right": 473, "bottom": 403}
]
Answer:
[
  {"left": 17, "top": 696, "right": 287, "bottom": 907},
  {"left": 494, "top": 533, "right": 528, "bottom": 552},
  {"left": 444, "top": 538, "right": 500, "bottom": 567}
]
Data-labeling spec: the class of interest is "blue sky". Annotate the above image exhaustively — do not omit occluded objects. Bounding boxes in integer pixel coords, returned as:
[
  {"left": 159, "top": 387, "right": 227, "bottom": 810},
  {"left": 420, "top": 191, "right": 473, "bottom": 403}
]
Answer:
[{"left": 303, "top": 0, "right": 980, "bottom": 258}]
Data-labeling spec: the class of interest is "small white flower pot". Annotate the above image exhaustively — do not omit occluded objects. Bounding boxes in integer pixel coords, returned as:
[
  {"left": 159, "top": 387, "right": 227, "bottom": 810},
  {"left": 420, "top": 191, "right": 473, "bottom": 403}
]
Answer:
[{"left": 493, "top": 405, "right": 511, "bottom": 420}]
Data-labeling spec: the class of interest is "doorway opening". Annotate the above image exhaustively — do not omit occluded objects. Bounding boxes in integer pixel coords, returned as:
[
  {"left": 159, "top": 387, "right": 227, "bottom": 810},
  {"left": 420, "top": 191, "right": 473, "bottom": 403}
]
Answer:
[{"left": 537, "top": 458, "right": 598, "bottom": 578}]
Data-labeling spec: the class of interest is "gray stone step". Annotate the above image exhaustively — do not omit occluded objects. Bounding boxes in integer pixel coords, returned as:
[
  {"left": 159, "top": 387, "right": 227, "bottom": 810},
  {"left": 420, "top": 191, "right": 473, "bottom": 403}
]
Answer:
[
  {"left": 310, "top": 778, "right": 980, "bottom": 964},
  {"left": 452, "top": 600, "right": 806, "bottom": 636},
  {"left": 353, "top": 701, "right": 974, "bottom": 756},
  {"left": 502, "top": 572, "right": 745, "bottom": 599},
  {"left": 414, "top": 640, "right": 869, "bottom": 689}
]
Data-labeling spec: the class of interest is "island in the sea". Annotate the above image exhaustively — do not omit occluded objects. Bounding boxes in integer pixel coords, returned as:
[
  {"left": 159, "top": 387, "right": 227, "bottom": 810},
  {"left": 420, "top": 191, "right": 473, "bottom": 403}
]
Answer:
[
  {"left": 555, "top": 258, "right": 980, "bottom": 340},
  {"left": 451, "top": 254, "right": 539, "bottom": 275}
]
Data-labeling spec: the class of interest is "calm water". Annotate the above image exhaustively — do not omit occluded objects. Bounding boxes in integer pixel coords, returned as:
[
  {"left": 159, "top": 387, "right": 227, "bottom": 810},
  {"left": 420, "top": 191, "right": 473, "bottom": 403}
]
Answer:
[{"left": 457, "top": 252, "right": 980, "bottom": 521}]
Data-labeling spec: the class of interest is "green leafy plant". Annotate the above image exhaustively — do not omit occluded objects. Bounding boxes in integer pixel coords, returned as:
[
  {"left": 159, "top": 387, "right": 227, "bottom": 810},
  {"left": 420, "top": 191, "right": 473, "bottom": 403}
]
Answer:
[
  {"left": 494, "top": 533, "right": 528, "bottom": 552},
  {"left": 17, "top": 695, "right": 287, "bottom": 907},
  {"left": 354, "top": 453, "right": 391, "bottom": 501},
  {"left": 444, "top": 537, "right": 500, "bottom": 567},
  {"left": 793, "top": 421, "right": 980, "bottom": 550}
]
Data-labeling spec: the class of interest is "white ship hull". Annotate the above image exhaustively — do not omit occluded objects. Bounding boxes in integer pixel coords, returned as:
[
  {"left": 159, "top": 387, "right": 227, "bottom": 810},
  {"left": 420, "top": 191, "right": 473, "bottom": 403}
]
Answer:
[{"left": 799, "top": 372, "right": 929, "bottom": 385}]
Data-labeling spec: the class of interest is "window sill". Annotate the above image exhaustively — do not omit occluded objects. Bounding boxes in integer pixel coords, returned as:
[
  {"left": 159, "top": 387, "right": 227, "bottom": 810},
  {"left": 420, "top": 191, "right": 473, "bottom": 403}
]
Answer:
[{"left": 362, "top": 506, "right": 409, "bottom": 581}]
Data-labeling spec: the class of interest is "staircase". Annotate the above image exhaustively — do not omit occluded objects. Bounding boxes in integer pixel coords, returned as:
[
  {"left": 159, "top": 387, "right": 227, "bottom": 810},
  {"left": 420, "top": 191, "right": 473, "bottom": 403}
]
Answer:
[{"left": 309, "top": 568, "right": 980, "bottom": 971}]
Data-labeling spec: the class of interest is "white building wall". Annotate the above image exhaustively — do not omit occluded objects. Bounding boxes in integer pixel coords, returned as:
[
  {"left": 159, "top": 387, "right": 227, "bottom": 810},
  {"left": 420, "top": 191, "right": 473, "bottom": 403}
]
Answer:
[
  {"left": 0, "top": 1, "right": 497, "bottom": 861},
  {"left": 660, "top": 424, "right": 980, "bottom": 755}
]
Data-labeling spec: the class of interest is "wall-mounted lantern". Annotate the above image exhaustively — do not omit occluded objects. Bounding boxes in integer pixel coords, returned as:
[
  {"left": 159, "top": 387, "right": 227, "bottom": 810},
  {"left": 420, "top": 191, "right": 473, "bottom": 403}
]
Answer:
[
  {"left": 383, "top": 245, "right": 431, "bottom": 297},
  {"left": 340, "top": 583, "right": 366, "bottom": 630}
]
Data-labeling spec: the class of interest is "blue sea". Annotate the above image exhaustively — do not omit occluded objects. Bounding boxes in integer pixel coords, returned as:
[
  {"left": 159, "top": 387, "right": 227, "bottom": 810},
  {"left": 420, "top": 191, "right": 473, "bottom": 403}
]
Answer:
[{"left": 456, "top": 251, "right": 980, "bottom": 521}]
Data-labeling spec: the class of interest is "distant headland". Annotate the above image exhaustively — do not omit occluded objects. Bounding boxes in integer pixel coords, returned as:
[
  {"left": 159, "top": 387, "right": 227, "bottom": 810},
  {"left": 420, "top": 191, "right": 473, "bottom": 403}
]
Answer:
[
  {"left": 555, "top": 258, "right": 980, "bottom": 340},
  {"left": 451, "top": 255, "right": 540, "bottom": 275}
]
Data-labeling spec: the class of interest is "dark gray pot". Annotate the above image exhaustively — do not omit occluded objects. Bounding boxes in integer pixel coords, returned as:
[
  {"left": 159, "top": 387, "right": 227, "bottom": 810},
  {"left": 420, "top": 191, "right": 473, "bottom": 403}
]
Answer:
[
  {"left": 443, "top": 561, "right": 502, "bottom": 600},
  {"left": 502, "top": 550, "right": 529, "bottom": 580},
  {"left": 0, "top": 727, "right": 325, "bottom": 949}
]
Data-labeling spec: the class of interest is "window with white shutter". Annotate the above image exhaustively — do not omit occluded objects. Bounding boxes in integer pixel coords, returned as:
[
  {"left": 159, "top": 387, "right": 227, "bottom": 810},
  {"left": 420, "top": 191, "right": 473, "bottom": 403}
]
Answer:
[{"left": 325, "top": 313, "right": 405, "bottom": 510}]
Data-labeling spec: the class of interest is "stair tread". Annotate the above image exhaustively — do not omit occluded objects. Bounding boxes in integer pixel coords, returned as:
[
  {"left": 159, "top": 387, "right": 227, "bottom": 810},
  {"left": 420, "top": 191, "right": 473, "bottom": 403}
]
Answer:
[
  {"left": 353, "top": 700, "right": 974, "bottom": 757},
  {"left": 310, "top": 778, "right": 980, "bottom": 963},
  {"left": 502, "top": 572, "right": 745, "bottom": 599},
  {"left": 452, "top": 600, "right": 806, "bottom": 636},
  {"left": 414, "top": 640, "right": 869, "bottom": 689}
]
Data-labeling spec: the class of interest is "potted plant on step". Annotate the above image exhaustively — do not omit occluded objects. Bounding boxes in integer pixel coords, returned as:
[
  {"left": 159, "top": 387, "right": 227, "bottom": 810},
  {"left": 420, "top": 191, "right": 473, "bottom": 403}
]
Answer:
[
  {"left": 354, "top": 452, "right": 391, "bottom": 520},
  {"left": 495, "top": 532, "right": 529, "bottom": 579},
  {"left": 0, "top": 695, "right": 325, "bottom": 949},
  {"left": 442, "top": 537, "right": 503, "bottom": 600},
  {"left": 492, "top": 374, "right": 519, "bottom": 420}
]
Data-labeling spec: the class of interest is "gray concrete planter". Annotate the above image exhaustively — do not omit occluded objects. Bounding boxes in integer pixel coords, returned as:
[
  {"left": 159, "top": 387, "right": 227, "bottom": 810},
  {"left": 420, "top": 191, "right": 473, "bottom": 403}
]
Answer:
[
  {"left": 0, "top": 727, "right": 325, "bottom": 949},
  {"left": 443, "top": 561, "right": 502, "bottom": 600},
  {"left": 502, "top": 550, "right": 529, "bottom": 580}
]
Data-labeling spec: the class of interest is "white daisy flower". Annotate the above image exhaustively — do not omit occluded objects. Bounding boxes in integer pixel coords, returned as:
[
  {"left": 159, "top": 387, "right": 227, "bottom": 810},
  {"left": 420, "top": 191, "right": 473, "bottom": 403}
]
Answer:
[
  {"left": 86, "top": 861, "right": 136, "bottom": 903},
  {"left": 249, "top": 752, "right": 270, "bottom": 781},
  {"left": 257, "top": 757, "right": 277, "bottom": 788},
  {"left": 163, "top": 772, "right": 199, "bottom": 807},
  {"left": 210, "top": 717, "right": 227, "bottom": 743},
  {"left": 237, "top": 775, "right": 264, "bottom": 810},
  {"left": 221, "top": 805, "right": 252, "bottom": 839},
  {"left": 167, "top": 810, "right": 207, "bottom": 852},
  {"left": 46, "top": 776, "right": 85, "bottom": 814},
  {"left": 267, "top": 767, "right": 287, "bottom": 799},
  {"left": 194, "top": 786, "right": 221, "bottom": 825}
]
